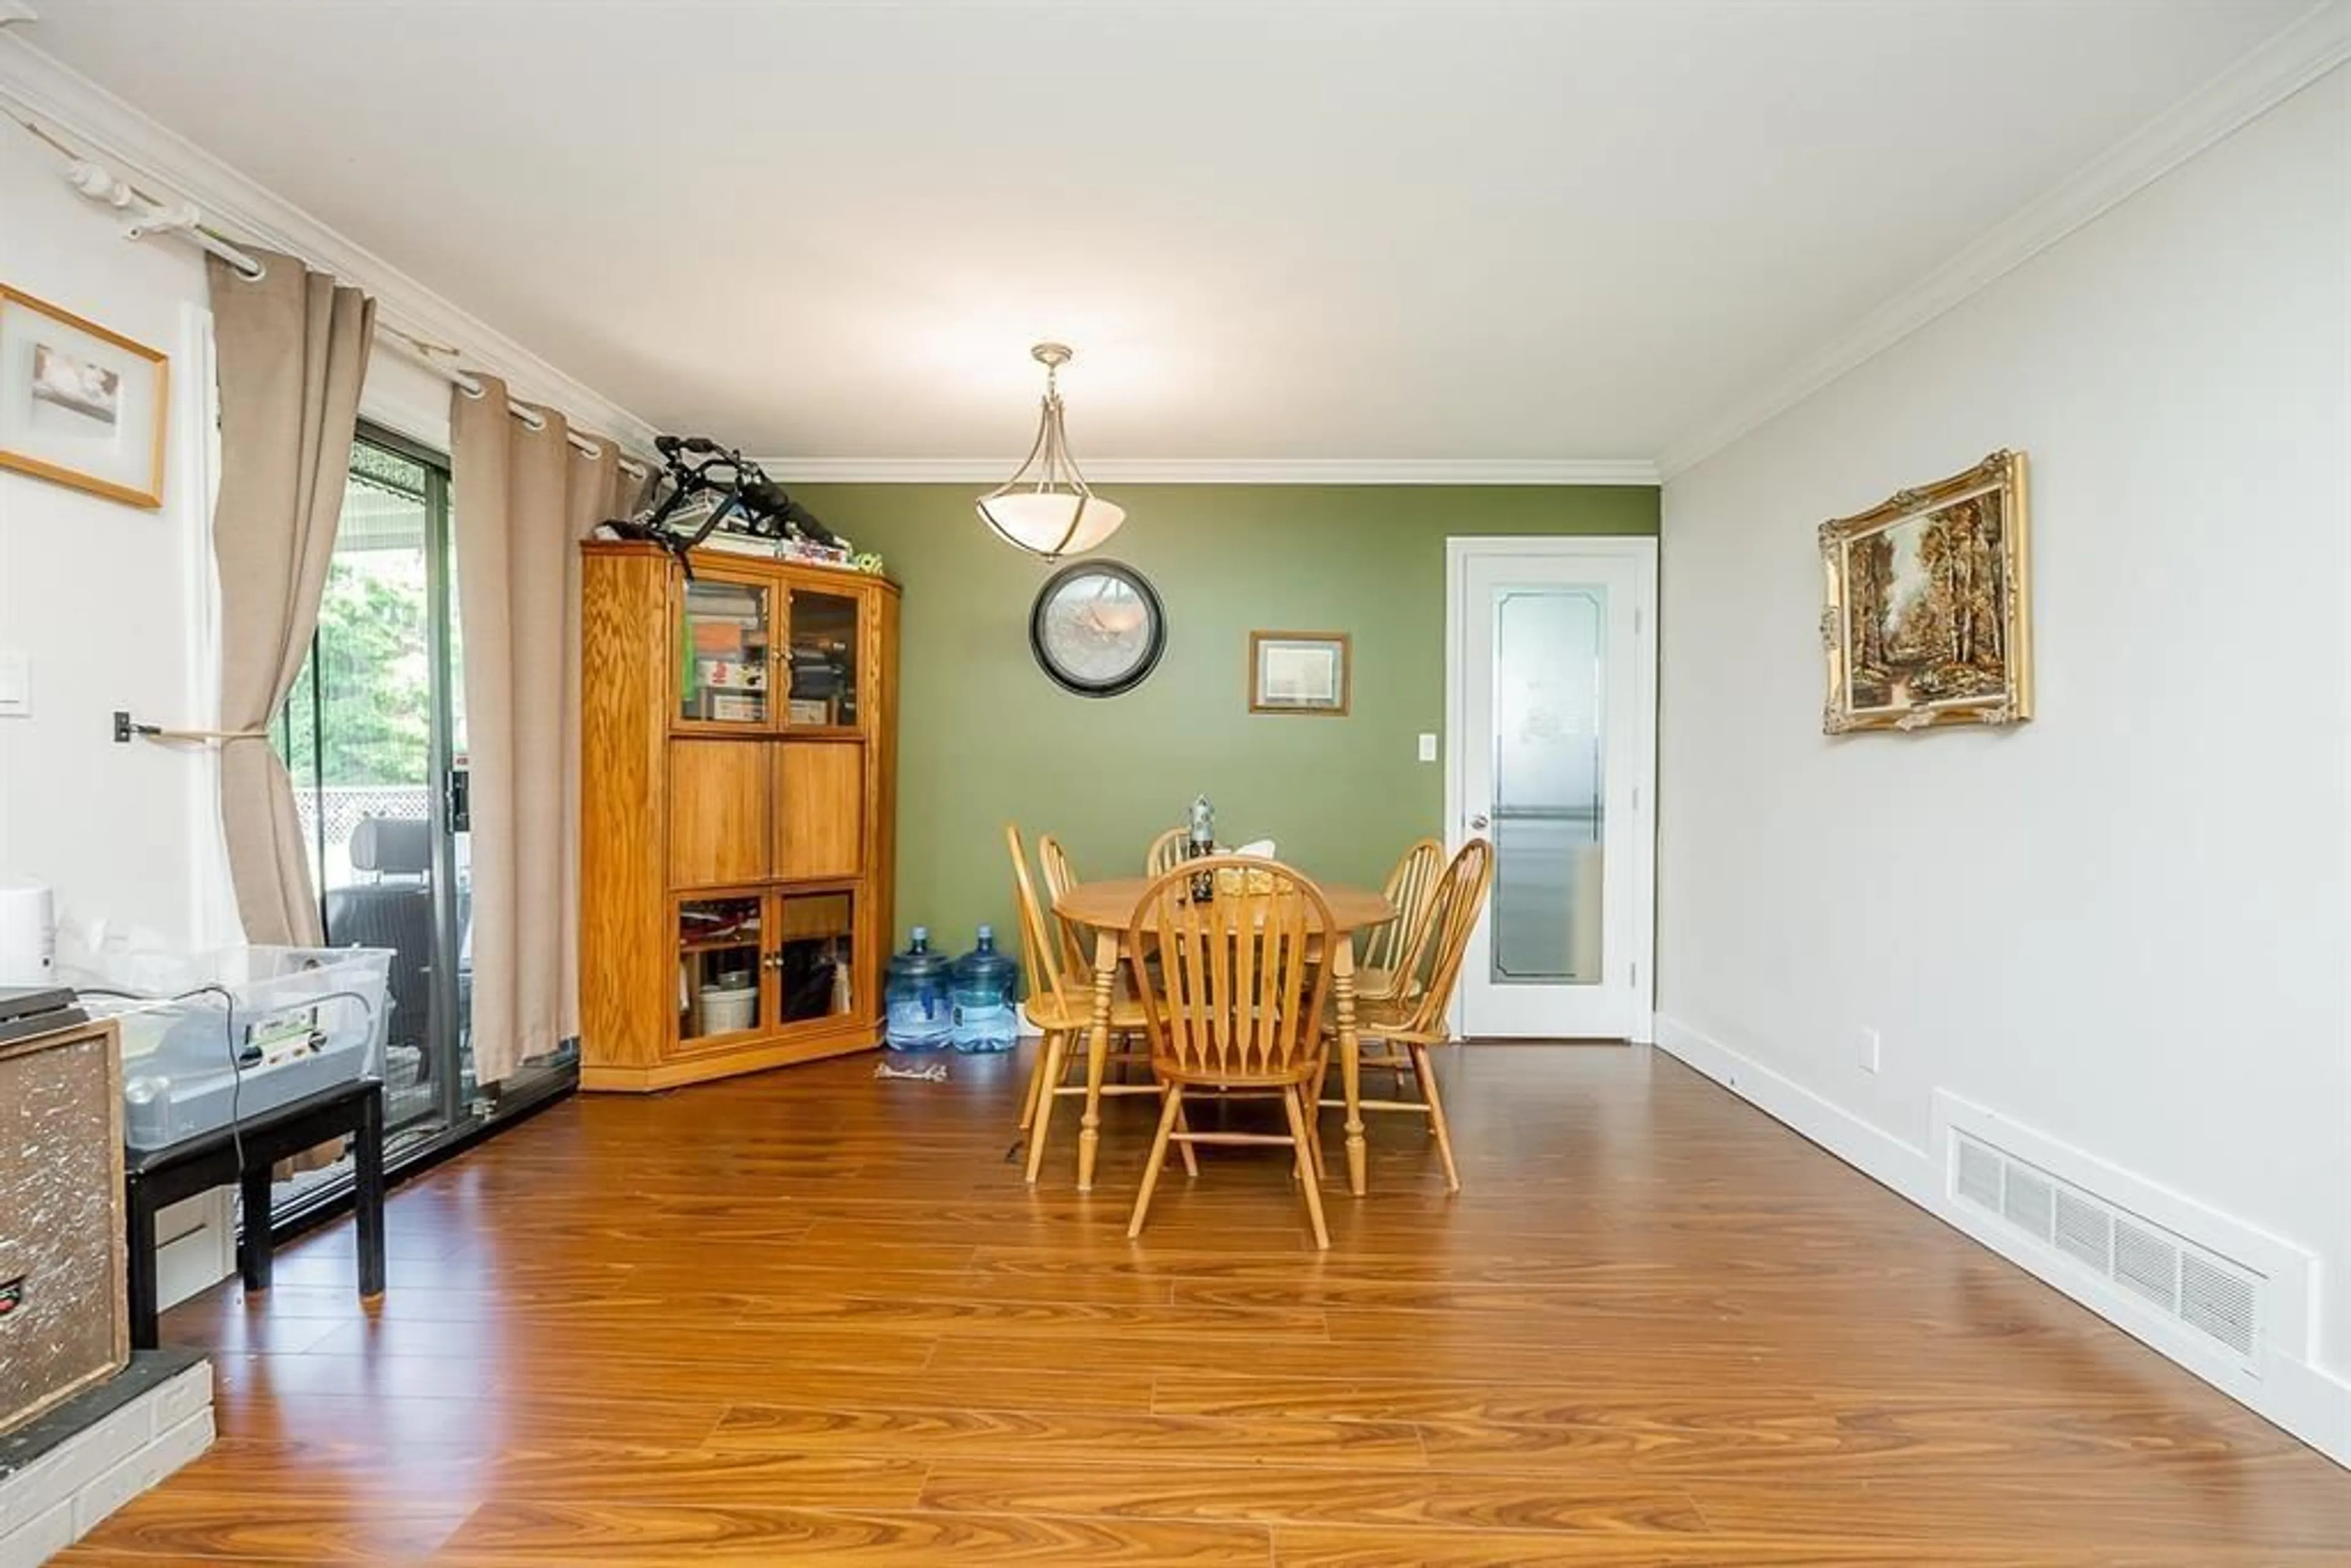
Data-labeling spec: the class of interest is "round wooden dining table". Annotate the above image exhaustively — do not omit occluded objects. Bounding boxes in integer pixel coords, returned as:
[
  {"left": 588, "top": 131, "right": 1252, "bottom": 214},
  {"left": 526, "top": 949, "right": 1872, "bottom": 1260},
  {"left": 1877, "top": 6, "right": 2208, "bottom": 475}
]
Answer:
[{"left": 1051, "top": 877, "right": 1398, "bottom": 1198}]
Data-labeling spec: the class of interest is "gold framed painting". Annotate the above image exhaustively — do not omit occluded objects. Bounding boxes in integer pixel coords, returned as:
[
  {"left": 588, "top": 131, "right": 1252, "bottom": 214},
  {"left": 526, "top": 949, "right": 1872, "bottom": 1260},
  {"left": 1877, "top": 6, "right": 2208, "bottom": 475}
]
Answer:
[
  {"left": 0, "top": 285, "right": 169, "bottom": 509},
  {"left": 1820, "top": 449, "right": 2031, "bottom": 734}
]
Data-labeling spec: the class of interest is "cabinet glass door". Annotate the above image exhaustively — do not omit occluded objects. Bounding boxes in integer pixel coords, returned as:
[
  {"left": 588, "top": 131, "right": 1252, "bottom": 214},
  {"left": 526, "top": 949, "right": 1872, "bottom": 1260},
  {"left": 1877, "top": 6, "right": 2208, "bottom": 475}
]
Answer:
[
  {"left": 775, "top": 890, "right": 857, "bottom": 1025},
  {"left": 677, "top": 895, "right": 765, "bottom": 1044},
  {"left": 784, "top": 588, "right": 860, "bottom": 729},
  {"left": 679, "top": 575, "right": 774, "bottom": 727}
]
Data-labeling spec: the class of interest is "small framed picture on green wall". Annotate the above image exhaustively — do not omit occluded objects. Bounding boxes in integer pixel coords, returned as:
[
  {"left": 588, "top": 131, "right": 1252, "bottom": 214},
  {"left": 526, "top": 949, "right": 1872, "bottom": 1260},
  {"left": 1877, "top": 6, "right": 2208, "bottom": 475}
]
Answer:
[{"left": 1249, "top": 631, "right": 1351, "bottom": 716}]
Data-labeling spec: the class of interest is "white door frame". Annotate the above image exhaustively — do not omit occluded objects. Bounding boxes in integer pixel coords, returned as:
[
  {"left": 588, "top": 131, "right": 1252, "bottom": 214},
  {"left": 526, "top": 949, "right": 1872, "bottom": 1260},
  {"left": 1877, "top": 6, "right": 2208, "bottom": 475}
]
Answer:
[{"left": 1444, "top": 536, "right": 1658, "bottom": 1043}]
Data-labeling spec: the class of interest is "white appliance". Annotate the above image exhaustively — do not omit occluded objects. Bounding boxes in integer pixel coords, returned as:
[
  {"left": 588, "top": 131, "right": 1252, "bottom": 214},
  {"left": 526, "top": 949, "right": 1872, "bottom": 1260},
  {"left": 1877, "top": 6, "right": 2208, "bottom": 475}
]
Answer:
[{"left": 0, "top": 880, "right": 56, "bottom": 985}]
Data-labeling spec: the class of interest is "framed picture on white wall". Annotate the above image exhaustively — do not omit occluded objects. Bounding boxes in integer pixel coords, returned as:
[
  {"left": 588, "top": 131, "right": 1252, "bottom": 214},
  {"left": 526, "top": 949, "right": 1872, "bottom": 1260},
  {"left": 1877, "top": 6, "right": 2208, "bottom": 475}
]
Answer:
[
  {"left": 1820, "top": 449, "right": 2031, "bottom": 733},
  {"left": 0, "top": 284, "right": 169, "bottom": 509}
]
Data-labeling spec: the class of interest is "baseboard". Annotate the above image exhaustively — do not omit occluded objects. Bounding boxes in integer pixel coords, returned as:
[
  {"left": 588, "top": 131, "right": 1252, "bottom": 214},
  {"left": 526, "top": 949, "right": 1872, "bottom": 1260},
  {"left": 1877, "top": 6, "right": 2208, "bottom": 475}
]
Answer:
[
  {"left": 1651, "top": 1013, "right": 2351, "bottom": 1469},
  {"left": 1650, "top": 1014, "right": 1938, "bottom": 1207}
]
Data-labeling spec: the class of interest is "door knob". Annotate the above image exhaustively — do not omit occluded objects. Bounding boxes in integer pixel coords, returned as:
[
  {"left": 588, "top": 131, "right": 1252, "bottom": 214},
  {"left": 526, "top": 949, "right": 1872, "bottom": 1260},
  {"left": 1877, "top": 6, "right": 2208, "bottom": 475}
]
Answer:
[{"left": 1469, "top": 812, "right": 1490, "bottom": 831}]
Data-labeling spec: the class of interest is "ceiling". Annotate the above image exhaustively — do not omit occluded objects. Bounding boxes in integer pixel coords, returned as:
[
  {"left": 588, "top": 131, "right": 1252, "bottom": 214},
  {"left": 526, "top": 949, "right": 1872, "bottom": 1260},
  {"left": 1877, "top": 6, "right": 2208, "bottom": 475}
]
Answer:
[{"left": 13, "top": 1, "right": 2319, "bottom": 465}]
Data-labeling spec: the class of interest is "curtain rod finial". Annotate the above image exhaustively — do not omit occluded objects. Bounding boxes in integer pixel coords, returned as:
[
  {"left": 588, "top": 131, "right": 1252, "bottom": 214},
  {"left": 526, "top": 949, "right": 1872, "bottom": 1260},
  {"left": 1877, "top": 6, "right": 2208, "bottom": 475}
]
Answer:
[{"left": 63, "top": 159, "right": 132, "bottom": 208}]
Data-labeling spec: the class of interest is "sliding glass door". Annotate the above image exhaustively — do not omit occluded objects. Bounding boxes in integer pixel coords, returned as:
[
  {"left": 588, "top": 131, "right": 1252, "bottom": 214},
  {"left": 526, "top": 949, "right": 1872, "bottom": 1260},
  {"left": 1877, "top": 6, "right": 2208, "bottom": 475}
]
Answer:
[{"left": 268, "top": 424, "right": 570, "bottom": 1220}]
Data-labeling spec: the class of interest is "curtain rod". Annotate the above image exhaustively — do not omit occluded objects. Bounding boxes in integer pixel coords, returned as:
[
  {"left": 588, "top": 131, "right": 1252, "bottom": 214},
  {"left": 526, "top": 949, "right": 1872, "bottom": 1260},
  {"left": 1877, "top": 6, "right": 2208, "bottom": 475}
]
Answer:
[
  {"left": 375, "top": 331, "right": 647, "bottom": 478},
  {"left": 10, "top": 108, "right": 648, "bottom": 480}
]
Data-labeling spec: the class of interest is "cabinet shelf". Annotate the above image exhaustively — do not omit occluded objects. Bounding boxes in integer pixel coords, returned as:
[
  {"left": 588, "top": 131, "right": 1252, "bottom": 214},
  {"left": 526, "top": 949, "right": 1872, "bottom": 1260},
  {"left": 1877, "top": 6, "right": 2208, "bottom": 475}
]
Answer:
[{"left": 677, "top": 936, "right": 760, "bottom": 956}]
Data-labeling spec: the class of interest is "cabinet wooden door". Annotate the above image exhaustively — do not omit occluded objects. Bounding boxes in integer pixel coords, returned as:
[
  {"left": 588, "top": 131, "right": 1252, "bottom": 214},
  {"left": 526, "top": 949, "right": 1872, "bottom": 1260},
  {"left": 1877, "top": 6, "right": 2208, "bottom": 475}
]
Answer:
[
  {"left": 774, "top": 741, "right": 864, "bottom": 881},
  {"left": 670, "top": 739, "right": 770, "bottom": 887}
]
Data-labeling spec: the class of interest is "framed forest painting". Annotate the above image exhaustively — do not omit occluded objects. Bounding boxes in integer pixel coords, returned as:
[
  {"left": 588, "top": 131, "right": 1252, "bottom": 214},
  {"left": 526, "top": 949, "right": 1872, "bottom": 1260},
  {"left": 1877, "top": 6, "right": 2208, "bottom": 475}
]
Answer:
[{"left": 1820, "top": 449, "right": 2031, "bottom": 734}]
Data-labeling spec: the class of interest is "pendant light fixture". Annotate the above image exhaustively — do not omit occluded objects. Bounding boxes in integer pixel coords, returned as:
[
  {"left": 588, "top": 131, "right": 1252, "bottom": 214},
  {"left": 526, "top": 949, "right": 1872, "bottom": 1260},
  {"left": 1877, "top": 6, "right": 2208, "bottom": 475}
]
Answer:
[{"left": 975, "top": 342, "right": 1127, "bottom": 559}]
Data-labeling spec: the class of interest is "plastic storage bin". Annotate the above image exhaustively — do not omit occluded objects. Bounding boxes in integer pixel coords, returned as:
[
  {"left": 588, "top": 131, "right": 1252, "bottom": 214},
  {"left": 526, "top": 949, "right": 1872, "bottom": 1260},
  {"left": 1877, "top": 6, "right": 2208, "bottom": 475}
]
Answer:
[{"left": 73, "top": 946, "right": 392, "bottom": 1151}]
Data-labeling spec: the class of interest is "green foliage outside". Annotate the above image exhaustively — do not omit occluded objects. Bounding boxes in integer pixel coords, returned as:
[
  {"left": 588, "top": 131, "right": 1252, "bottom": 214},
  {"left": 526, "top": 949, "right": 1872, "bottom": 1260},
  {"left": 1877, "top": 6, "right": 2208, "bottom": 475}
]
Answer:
[{"left": 279, "top": 556, "right": 433, "bottom": 786}]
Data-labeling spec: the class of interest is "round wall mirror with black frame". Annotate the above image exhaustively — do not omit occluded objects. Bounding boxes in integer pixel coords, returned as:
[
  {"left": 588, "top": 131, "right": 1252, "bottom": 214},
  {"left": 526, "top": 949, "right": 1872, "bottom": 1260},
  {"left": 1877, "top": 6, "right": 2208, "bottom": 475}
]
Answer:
[{"left": 1029, "top": 559, "right": 1166, "bottom": 697}]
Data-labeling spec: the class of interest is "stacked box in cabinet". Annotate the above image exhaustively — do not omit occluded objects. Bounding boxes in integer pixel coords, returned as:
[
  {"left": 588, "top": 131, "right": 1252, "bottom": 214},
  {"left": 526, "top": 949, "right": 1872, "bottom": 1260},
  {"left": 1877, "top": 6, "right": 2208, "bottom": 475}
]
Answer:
[{"left": 579, "top": 542, "right": 900, "bottom": 1092}]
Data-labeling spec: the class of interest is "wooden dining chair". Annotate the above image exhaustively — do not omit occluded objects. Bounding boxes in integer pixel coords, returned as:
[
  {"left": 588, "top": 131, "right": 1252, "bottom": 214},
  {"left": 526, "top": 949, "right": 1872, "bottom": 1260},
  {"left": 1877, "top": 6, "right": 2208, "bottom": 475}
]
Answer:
[
  {"left": 1355, "top": 837, "right": 1444, "bottom": 1005},
  {"left": 1006, "top": 825, "right": 1194, "bottom": 1185},
  {"left": 1322, "top": 836, "right": 1494, "bottom": 1193},
  {"left": 1035, "top": 833, "right": 1095, "bottom": 982},
  {"left": 1125, "top": 857, "right": 1336, "bottom": 1248},
  {"left": 1144, "top": 827, "right": 1188, "bottom": 876}
]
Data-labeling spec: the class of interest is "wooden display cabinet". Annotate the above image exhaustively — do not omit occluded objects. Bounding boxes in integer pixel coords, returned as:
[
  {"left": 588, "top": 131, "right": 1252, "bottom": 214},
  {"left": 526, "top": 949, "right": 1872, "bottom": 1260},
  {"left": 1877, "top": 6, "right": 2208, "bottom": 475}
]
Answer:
[{"left": 579, "top": 542, "right": 899, "bottom": 1091}]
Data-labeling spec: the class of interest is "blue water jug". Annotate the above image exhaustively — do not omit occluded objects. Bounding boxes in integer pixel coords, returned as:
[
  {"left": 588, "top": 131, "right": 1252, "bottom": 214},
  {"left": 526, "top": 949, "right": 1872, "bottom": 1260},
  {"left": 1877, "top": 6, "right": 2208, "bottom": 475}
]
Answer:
[
  {"left": 883, "top": 926, "right": 954, "bottom": 1051},
  {"left": 951, "top": 925, "right": 1019, "bottom": 1054}
]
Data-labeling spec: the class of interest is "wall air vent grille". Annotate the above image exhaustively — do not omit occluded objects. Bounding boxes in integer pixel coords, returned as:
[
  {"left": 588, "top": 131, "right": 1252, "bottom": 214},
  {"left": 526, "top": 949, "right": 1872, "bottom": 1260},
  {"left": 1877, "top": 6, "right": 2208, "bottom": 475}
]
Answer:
[
  {"left": 2001, "top": 1165, "right": 2055, "bottom": 1242},
  {"left": 1948, "top": 1130, "right": 2260, "bottom": 1370},
  {"left": 2113, "top": 1221, "right": 2181, "bottom": 1313},
  {"left": 2052, "top": 1188, "right": 2112, "bottom": 1274},
  {"left": 1955, "top": 1139, "right": 2003, "bottom": 1210},
  {"left": 2180, "top": 1253, "right": 2257, "bottom": 1356}
]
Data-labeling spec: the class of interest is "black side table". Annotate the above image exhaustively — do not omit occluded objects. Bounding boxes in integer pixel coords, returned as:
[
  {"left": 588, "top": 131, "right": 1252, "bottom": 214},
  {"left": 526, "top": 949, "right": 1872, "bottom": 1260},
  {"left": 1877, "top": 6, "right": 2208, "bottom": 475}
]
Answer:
[{"left": 122, "top": 1077, "right": 386, "bottom": 1350}]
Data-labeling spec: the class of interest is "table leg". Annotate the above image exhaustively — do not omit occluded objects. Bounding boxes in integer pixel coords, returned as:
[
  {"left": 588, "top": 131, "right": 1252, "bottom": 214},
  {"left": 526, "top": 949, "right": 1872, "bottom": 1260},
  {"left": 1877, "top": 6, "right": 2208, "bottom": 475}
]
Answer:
[
  {"left": 1333, "top": 935, "right": 1367, "bottom": 1197},
  {"left": 238, "top": 1161, "right": 274, "bottom": 1292},
  {"left": 124, "top": 1176, "right": 160, "bottom": 1352},
  {"left": 355, "top": 1086, "right": 387, "bottom": 1298},
  {"left": 1076, "top": 928, "right": 1119, "bottom": 1193}
]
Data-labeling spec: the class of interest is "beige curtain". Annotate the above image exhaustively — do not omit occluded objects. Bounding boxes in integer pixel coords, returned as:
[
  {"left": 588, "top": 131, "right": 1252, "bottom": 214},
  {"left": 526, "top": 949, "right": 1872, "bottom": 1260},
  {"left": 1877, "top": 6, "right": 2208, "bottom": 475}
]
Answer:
[
  {"left": 452, "top": 377, "right": 640, "bottom": 1082},
  {"left": 208, "top": 250, "right": 375, "bottom": 948}
]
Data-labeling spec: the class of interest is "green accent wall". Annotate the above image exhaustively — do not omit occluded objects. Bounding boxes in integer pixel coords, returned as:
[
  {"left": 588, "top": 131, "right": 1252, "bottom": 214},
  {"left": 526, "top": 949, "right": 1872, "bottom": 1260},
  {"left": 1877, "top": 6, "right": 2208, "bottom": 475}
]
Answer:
[{"left": 792, "top": 482, "right": 1659, "bottom": 955}]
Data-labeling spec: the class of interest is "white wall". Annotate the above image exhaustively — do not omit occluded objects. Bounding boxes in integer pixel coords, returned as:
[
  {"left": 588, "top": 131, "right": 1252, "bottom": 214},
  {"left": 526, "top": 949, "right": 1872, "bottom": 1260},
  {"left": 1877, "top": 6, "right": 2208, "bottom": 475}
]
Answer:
[
  {"left": 1659, "top": 62, "right": 2351, "bottom": 1455},
  {"left": 0, "top": 119, "right": 230, "bottom": 955},
  {"left": 0, "top": 120, "right": 460, "bottom": 955},
  {"left": 0, "top": 121, "right": 244, "bottom": 1307}
]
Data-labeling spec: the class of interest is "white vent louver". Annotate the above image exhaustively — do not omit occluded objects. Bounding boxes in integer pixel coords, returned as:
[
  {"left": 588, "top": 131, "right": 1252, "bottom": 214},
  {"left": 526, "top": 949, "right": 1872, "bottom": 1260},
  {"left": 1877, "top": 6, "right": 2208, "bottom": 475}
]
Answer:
[
  {"left": 2113, "top": 1221, "right": 2180, "bottom": 1313},
  {"left": 2001, "top": 1165, "right": 2055, "bottom": 1240},
  {"left": 2052, "top": 1188, "right": 2111, "bottom": 1273},
  {"left": 1956, "top": 1139, "right": 2002, "bottom": 1210},
  {"left": 1949, "top": 1130, "right": 2260, "bottom": 1367},
  {"left": 2180, "top": 1253, "right": 2257, "bottom": 1356}
]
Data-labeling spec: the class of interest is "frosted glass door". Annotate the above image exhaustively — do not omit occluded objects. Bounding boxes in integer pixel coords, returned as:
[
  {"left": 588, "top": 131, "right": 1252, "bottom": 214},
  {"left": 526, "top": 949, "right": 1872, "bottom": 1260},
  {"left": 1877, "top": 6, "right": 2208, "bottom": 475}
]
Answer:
[
  {"left": 1456, "top": 544, "right": 1652, "bottom": 1040},
  {"left": 1490, "top": 587, "right": 1607, "bottom": 986}
]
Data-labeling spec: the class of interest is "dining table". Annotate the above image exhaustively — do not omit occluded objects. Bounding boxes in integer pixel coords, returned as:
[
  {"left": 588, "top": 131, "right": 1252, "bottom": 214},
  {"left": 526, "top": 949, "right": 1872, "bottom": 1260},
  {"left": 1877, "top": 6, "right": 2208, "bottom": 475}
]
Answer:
[{"left": 1050, "top": 876, "right": 1399, "bottom": 1198}]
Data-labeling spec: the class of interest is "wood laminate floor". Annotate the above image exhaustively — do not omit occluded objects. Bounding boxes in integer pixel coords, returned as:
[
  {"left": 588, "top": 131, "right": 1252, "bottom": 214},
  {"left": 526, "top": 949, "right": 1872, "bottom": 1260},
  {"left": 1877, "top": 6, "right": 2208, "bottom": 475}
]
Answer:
[{"left": 58, "top": 1043, "right": 2351, "bottom": 1565}]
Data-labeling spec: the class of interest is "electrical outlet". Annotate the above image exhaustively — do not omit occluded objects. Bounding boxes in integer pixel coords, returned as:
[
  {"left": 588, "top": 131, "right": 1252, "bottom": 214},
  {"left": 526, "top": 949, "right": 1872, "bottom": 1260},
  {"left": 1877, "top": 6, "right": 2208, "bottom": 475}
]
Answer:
[
  {"left": 1417, "top": 732, "right": 1438, "bottom": 763},
  {"left": 1857, "top": 1026, "right": 1881, "bottom": 1075}
]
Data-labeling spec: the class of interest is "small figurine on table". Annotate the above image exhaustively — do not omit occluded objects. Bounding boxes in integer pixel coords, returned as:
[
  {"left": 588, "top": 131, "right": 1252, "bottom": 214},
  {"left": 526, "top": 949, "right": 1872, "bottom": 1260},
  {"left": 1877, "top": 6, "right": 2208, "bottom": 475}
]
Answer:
[{"left": 1187, "top": 795, "right": 1215, "bottom": 901}]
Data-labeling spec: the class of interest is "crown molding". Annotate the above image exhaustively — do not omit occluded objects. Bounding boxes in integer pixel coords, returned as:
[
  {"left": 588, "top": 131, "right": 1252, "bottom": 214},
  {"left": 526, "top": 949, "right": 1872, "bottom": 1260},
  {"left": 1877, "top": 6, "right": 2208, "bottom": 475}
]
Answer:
[
  {"left": 1657, "top": 0, "right": 2351, "bottom": 479},
  {"left": 0, "top": 31, "right": 661, "bottom": 453},
  {"left": 760, "top": 457, "right": 1659, "bottom": 486}
]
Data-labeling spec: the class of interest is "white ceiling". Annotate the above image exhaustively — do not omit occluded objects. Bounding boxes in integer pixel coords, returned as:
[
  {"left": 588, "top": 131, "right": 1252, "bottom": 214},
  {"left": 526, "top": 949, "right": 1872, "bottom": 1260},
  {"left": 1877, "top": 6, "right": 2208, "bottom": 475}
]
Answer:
[{"left": 14, "top": 1, "right": 2320, "bottom": 465}]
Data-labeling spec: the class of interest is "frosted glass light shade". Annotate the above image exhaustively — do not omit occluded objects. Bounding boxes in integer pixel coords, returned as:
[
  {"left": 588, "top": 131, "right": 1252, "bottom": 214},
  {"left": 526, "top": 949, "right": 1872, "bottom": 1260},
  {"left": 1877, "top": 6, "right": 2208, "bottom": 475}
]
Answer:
[{"left": 975, "top": 489, "right": 1127, "bottom": 558}]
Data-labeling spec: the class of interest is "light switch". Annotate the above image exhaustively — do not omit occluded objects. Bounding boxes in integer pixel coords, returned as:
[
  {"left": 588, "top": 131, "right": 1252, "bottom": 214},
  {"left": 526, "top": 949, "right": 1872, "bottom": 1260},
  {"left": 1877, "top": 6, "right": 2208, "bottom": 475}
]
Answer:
[
  {"left": 1417, "top": 732, "right": 1438, "bottom": 763},
  {"left": 0, "top": 651, "right": 26, "bottom": 717}
]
